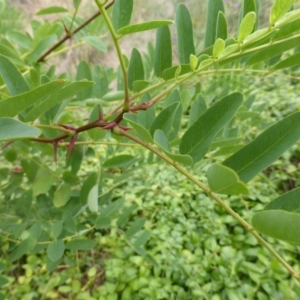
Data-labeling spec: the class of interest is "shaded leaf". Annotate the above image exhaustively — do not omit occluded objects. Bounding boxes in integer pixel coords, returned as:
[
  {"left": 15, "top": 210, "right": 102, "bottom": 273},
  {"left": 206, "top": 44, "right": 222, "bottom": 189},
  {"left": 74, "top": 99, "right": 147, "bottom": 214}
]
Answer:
[
  {"left": 82, "top": 36, "right": 107, "bottom": 52},
  {"left": 216, "top": 11, "right": 227, "bottom": 40},
  {"left": 25, "top": 81, "right": 94, "bottom": 122},
  {"left": 252, "top": 210, "right": 300, "bottom": 245},
  {"left": 126, "top": 218, "right": 146, "bottom": 238},
  {"left": 205, "top": 0, "right": 225, "bottom": 47},
  {"left": 150, "top": 102, "right": 179, "bottom": 137},
  {"left": 223, "top": 112, "right": 300, "bottom": 183},
  {"left": 128, "top": 48, "right": 144, "bottom": 91},
  {"left": 9, "top": 238, "right": 36, "bottom": 262},
  {"left": 112, "top": 0, "right": 133, "bottom": 31},
  {"left": 0, "top": 118, "right": 40, "bottom": 142},
  {"left": 123, "top": 113, "right": 153, "bottom": 143},
  {"left": 53, "top": 183, "right": 72, "bottom": 208},
  {"left": 271, "top": 52, "right": 300, "bottom": 71},
  {"left": 154, "top": 130, "right": 193, "bottom": 165},
  {"left": 47, "top": 240, "right": 65, "bottom": 262},
  {"left": 161, "top": 64, "right": 191, "bottom": 81},
  {"left": 103, "top": 155, "right": 135, "bottom": 168},
  {"left": 154, "top": 26, "right": 172, "bottom": 77},
  {"left": 117, "top": 204, "right": 138, "bottom": 227},
  {"left": 0, "top": 55, "right": 29, "bottom": 96},
  {"left": 76, "top": 61, "right": 93, "bottom": 101},
  {"left": 133, "top": 230, "right": 151, "bottom": 248},
  {"left": 180, "top": 92, "right": 243, "bottom": 163},
  {"left": 65, "top": 240, "right": 96, "bottom": 250},
  {"left": 189, "top": 95, "right": 207, "bottom": 126},
  {"left": 176, "top": 4, "right": 195, "bottom": 64},
  {"left": 99, "top": 198, "right": 125, "bottom": 218}
]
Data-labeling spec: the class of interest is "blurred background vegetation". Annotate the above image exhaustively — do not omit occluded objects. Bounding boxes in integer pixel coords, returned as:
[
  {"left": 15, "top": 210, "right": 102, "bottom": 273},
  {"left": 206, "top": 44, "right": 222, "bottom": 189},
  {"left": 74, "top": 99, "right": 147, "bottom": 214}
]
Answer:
[{"left": 1, "top": 1, "right": 300, "bottom": 299}]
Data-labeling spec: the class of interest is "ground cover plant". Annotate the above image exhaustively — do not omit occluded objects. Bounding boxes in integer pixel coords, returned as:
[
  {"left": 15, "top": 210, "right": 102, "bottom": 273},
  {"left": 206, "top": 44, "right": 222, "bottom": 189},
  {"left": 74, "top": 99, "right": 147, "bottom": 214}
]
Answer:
[{"left": 1, "top": 0, "right": 300, "bottom": 298}]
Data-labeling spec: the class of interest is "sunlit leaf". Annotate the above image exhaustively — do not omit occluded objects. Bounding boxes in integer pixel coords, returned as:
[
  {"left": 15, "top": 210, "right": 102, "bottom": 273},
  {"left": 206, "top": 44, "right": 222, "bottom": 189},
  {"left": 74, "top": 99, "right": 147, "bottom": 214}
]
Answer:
[
  {"left": 0, "top": 80, "right": 65, "bottom": 117},
  {"left": 269, "top": 0, "right": 294, "bottom": 25},
  {"left": 36, "top": 6, "right": 69, "bottom": 15},
  {"left": 238, "top": 12, "right": 256, "bottom": 43},
  {"left": 207, "top": 163, "right": 249, "bottom": 195},
  {"left": 118, "top": 20, "right": 173, "bottom": 35},
  {"left": 53, "top": 183, "right": 72, "bottom": 208},
  {"left": 88, "top": 184, "right": 98, "bottom": 213}
]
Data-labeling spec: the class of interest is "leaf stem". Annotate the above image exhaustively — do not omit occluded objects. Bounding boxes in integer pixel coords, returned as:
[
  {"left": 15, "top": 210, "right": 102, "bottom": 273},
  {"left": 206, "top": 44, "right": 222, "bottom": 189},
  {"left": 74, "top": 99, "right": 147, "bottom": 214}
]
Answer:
[
  {"left": 119, "top": 128, "right": 300, "bottom": 282},
  {"left": 94, "top": 0, "right": 130, "bottom": 112},
  {"left": 36, "top": 0, "right": 115, "bottom": 63}
]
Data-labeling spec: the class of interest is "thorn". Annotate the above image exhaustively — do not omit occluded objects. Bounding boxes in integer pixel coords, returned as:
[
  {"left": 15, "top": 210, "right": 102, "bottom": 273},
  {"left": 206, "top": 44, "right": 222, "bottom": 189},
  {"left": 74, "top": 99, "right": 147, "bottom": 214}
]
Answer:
[
  {"left": 53, "top": 142, "right": 58, "bottom": 163},
  {"left": 102, "top": 122, "right": 116, "bottom": 129},
  {"left": 118, "top": 125, "right": 131, "bottom": 131},
  {"left": 1, "top": 141, "right": 14, "bottom": 150},
  {"left": 98, "top": 105, "right": 103, "bottom": 121},
  {"left": 67, "top": 134, "right": 78, "bottom": 158},
  {"left": 58, "top": 124, "right": 76, "bottom": 131}
]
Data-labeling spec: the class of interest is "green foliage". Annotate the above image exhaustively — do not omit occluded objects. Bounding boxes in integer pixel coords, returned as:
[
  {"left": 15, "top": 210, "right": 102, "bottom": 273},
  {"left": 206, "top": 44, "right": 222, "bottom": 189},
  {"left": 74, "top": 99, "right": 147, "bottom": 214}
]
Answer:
[{"left": 1, "top": 0, "right": 300, "bottom": 297}]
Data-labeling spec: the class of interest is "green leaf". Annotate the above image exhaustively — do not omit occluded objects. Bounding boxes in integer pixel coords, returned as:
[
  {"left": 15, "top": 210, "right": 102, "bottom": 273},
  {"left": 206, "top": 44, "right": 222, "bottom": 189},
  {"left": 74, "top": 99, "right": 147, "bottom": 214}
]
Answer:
[
  {"left": 123, "top": 113, "right": 153, "bottom": 143},
  {"left": 238, "top": 12, "right": 256, "bottom": 43},
  {"left": 32, "top": 167, "right": 55, "bottom": 197},
  {"left": 112, "top": 0, "right": 133, "bottom": 31},
  {"left": 176, "top": 4, "right": 195, "bottom": 64},
  {"left": 271, "top": 52, "right": 300, "bottom": 71},
  {"left": 117, "top": 204, "right": 138, "bottom": 227},
  {"left": 6, "top": 31, "right": 32, "bottom": 50},
  {"left": 189, "top": 95, "right": 207, "bottom": 126},
  {"left": 128, "top": 48, "right": 144, "bottom": 91},
  {"left": 0, "top": 80, "right": 65, "bottom": 117},
  {"left": 95, "top": 216, "right": 111, "bottom": 229},
  {"left": 51, "top": 221, "right": 63, "bottom": 239},
  {"left": 118, "top": 20, "right": 174, "bottom": 35},
  {"left": 223, "top": 112, "right": 300, "bottom": 183},
  {"left": 88, "top": 184, "right": 99, "bottom": 213},
  {"left": 263, "top": 187, "right": 300, "bottom": 213},
  {"left": 103, "top": 155, "right": 135, "bottom": 168},
  {"left": 132, "top": 80, "right": 150, "bottom": 92},
  {"left": 213, "top": 38, "right": 225, "bottom": 58},
  {"left": 247, "top": 35, "right": 300, "bottom": 66},
  {"left": 0, "top": 55, "right": 29, "bottom": 96},
  {"left": 53, "top": 183, "right": 72, "bottom": 208},
  {"left": 28, "top": 35, "right": 57, "bottom": 62},
  {"left": 216, "top": 11, "right": 227, "bottom": 40},
  {"left": 36, "top": 6, "right": 69, "bottom": 15},
  {"left": 65, "top": 240, "right": 96, "bottom": 250},
  {"left": 154, "top": 130, "right": 193, "bottom": 165},
  {"left": 25, "top": 81, "right": 94, "bottom": 122},
  {"left": 207, "top": 164, "right": 249, "bottom": 195},
  {"left": 269, "top": 0, "right": 294, "bottom": 25},
  {"left": 150, "top": 102, "right": 179, "bottom": 137},
  {"left": 133, "top": 230, "right": 151, "bottom": 248},
  {"left": 0, "top": 118, "right": 40, "bottom": 142},
  {"left": 76, "top": 61, "right": 93, "bottom": 101},
  {"left": 79, "top": 172, "right": 98, "bottom": 204},
  {"left": 205, "top": 0, "right": 225, "bottom": 48},
  {"left": 47, "top": 240, "right": 65, "bottom": 262},
  {"left": 9, "top": 238, "right": 36, "bottom": 262},
  {"left": 252, "top": 211, "right": 300, "bottom": 245},
  {"left": 82, "top": 36, "right": 107, "bottom": 52},
  {"left": 180, "top": 92, "right": 243, "bottom": 163},
  {"left": 126, "top": 218, "right": 146, "bottom": 238},
  {"left": 102, "top": 91, "right": 124, "bottom": 101},
  {"left": 190, "top": 54, "right": 198, "bottom": 71},
  {"left": 161, "top": 64, "right": 191, "bottom": 81},
  {"left": 154, "top": 26, "right": 172, "bottom": 77},
  {"left": 99, "top": 198, "right": 125, "bottom": 218},
  {"left": 165, "top": 89, "right": 182, "bottom": 141}
]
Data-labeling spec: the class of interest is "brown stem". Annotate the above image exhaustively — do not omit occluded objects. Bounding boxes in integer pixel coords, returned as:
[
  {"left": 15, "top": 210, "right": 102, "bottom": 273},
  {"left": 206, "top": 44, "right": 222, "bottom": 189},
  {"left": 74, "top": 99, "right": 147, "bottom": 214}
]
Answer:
[{"left": 37, "top": 0, "right": 115, "bottom": 63}]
